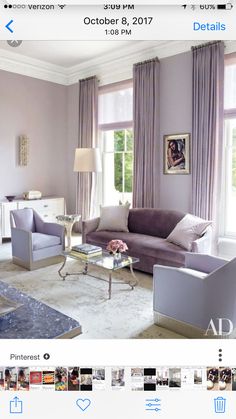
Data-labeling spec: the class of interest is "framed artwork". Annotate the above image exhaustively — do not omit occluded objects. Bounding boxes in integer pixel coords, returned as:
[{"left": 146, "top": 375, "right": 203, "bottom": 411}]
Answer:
[{"left": 163, "top": 133, "right": 190, "bottom": 175}]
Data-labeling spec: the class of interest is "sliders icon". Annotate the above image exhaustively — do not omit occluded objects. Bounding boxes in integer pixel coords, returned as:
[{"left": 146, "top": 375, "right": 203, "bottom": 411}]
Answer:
[{"left": 145, "top": 398, "right": 161, "bottom": 412}]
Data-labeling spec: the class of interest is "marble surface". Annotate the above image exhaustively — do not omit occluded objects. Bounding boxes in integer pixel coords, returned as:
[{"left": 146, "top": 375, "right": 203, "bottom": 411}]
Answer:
[
  {"left": 0, "top": 295, "right": 22, "bottom": 316},
  {"left": 0, "top": 281, "right": 81, "bottom": 339}
]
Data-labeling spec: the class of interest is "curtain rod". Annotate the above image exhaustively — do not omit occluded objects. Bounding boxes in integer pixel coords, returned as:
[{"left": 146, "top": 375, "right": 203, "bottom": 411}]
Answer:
[
  {"left": 191, "top": 41, "right": 225, "bottom": 51},
  {"left": 79, "top": 75, "right": 99, "bottom": 83},
  {"left": 134, "top": 57, "right": 159, "bottom": 66}
]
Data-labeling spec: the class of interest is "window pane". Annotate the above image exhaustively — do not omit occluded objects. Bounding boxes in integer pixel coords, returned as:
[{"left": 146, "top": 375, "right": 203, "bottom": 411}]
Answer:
[
  {"left": 114, "top": 130, "right": 125, "bottom": 151},
  {"left": 103, "top": 130, "right": 114, "bottom": 152},
  {"left": 114, "top": 153, "right": 123, "bottom": 193},
  {"left": 233, "top": 128, "right": 236, "bottom": 189},
  {"left": 99, "top": 88, "right": 133, "bottom": 124},
  {"left": 126, "top": 129, "right": 133, "bottom": 151},
  {"left": 101, "top": 128, "right": 133, "bottom": 206},
  {"left": 124, "top": 153, "right": 133, "bottom": 193},
  {"left": 225, "top": 65, "right": 236, "bottom": 109},
  {"left": 225, "top": 119, "right": 236, "bottom": 234}
]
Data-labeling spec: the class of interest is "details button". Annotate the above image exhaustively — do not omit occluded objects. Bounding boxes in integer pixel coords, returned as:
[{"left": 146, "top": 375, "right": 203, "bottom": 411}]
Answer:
[{"left": 193, "top": 21, "right": 226, "bottom": 31}]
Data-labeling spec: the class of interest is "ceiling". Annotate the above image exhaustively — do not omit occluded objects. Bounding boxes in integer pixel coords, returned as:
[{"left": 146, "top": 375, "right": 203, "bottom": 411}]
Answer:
[
  {"left": 1, "top": 40, "right": 235, "bottom": 86},
  {"left": 0, "top": 40, "right": 144, "bottom": 68}
]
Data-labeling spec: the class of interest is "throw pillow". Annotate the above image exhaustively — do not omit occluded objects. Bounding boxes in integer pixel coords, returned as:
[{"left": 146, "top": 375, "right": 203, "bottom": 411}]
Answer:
[
  {"left": 96, "top": 204, "right": 130, "bottom": 232},
  {"left": 166, "top": 214, "right": 212, "bottom": 251}
]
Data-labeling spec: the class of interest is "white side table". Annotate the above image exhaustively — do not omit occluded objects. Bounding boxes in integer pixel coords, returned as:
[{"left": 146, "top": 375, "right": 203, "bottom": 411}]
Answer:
[{"left": 56, "top": 214, "right": 81, "bottom": 250}]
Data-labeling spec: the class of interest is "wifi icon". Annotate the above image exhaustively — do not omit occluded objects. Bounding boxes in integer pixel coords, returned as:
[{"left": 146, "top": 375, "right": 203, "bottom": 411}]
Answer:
[{"left": 58, "top": 4, "right": 66, "bottom": 9}]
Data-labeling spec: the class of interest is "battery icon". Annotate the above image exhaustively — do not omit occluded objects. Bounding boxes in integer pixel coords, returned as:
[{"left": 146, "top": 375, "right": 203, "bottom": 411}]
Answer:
[{"left": 217, "top": 3, "right": 233, "bottom": 8}]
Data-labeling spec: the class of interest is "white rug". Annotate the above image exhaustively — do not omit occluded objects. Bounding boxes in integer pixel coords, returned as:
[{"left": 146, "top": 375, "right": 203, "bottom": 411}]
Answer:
[{"left": 0, "top": 258, "right": 184, "bottom": 339}]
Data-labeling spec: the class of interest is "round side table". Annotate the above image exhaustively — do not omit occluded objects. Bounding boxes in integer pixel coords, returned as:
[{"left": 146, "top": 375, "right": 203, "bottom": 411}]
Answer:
[{"left": 56, "top": 214, "right": 81, "bottom": 250}]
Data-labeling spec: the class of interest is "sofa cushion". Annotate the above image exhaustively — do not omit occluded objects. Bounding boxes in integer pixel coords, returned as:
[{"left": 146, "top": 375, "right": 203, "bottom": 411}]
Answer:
[
  {"left": 167, "top": 214, "right": 212, "bottom": 251},
  {"left": 32, "top": 233, "right": 61, "bottom": 251},
  {"left": 127, "top": 209, "right": 185, "bottom": 238},
  {"left": 97, "top": 204, "right": 130, "bottom": 232},
  {"left": 86, "top": 231, "right": 186, "bottom": 265}
]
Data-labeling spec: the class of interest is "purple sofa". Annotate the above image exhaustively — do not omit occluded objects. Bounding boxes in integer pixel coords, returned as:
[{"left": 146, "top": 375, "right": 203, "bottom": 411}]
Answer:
[{"left": 82, "top": 209, "right": 212, "bottom": 274}]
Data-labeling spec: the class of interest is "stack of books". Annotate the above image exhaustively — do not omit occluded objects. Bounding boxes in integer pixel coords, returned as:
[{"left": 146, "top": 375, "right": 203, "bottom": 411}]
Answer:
[{"left": 70, "top": 244, "right": 102, "bottom": 260}]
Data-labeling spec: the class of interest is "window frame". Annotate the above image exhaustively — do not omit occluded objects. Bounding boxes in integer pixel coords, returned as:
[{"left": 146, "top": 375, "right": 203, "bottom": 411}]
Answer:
[
  {"left": 222, "top": 57, "right": 236, "bottom": 238},
  {"left": 98, "top": 80, "right": 134, "bottom": 206}
]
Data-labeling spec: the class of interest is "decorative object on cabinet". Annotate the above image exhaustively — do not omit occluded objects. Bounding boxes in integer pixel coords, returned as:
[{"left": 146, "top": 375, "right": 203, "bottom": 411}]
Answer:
[
  {"left": 19, "top": 135, "right": 29, "bottom": 166},
  {"left": 5, "top": 196, "right": 16, "bottom": 202},
  {"left": 10, "top": 208, "right": 65, "bottom": 270},
  {"left": 0, "top": 197, "right": 65, "bottom": 243},
  {"left": 23, "top": 191, "right": 42, "bottom": 200}
]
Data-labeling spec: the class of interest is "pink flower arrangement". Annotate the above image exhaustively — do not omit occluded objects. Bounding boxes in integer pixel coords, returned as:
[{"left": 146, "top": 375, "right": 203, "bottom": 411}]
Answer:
[{"left": 106, "top": 239, "right": 128, "bottom": 254}]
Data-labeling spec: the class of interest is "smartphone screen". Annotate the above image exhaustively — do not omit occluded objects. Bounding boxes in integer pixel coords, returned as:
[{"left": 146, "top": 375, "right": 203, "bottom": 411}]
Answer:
[{"left": 0, "top": 1, "right": 236, "bottom": 417}]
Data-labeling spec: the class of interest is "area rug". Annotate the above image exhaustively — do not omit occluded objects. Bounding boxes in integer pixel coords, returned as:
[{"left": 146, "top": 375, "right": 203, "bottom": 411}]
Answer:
[
  {"left": 0, "top": 258, "right": 184, "bottom": 339},
  {"left": 135, "top": 324, "right": 185, "bottom": 339}
]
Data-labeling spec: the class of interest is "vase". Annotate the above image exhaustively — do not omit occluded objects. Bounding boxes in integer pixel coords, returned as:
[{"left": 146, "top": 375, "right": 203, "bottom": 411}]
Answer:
[{"left": 113, "top": 252, "right": 122, "bottom": 260}]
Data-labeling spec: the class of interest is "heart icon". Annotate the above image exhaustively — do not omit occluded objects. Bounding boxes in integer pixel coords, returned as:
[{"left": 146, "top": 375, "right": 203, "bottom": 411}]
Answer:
[{"left": 76, "top": 398, "right": 91, "bottom": 411}]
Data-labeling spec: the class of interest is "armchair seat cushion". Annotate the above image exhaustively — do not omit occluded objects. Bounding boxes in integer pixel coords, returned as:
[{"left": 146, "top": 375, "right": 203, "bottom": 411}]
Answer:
[{"left": 32, "top": 233, "right": 61, "bottom": 251}]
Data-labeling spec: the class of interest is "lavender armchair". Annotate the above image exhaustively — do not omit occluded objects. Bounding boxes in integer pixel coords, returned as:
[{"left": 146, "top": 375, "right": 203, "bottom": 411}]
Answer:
[
  {"left": 10, "top": 208, "right": 65, "bottom": 270},
  {"left": 153, "top": 253, "right": 236, "bottom": 338}
]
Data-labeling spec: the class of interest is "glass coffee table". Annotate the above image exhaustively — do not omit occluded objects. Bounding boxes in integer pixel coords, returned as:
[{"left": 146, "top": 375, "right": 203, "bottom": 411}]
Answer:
[{"left": 58, "top": 251, "right": 139, "bottom": 299}]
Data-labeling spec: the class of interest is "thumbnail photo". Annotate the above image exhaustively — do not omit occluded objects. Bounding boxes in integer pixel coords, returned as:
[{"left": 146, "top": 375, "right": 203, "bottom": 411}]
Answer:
[
  {"left": 4, "top": 367, "right": 17, "bottom": 391},
  {"left": 0, "top": 38, "right": 235, "bottom": 340},
  {"left": 80, "top": 368, "right": 93, "bottom": 391},
  {"left": 17, "top": 367, "right": 29, "bottom": 391},
  {"left": 68, "top": 367, "right": 80, "bottom": 391},
  {"left": 112, "top": 368, "right": 125, "bottom": 390},
  {"left": 131, "top": 368, "right": 144, "bottom": 391},
  {"left": 55, "top": 367, "right": 68, "bottom": 391}
]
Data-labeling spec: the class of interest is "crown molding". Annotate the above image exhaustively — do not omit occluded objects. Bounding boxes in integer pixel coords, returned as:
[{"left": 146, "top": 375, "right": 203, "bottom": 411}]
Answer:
[
  {"left": 0, "top": 48, "right": 68, "bottom": 85},
  {"left": 0, "top": 40, "right": 235, "bottom": 87}
]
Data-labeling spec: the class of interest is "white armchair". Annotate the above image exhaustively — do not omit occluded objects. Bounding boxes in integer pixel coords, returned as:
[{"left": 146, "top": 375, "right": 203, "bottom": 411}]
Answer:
[{"left": 153, "top": 253, "right": 236, "bottom": 338}]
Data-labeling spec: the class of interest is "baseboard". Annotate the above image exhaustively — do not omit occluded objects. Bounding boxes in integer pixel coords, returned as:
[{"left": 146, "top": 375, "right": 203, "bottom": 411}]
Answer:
[
  {"left": 154, "top": 312, "right": 236, "bottom": 339},
  {"left": 13, "top": 255, "right": 64, "bottom": 270}
]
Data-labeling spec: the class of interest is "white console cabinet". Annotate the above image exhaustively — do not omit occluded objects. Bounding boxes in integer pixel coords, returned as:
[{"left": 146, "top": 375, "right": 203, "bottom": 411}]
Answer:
[{"left": 0, "top": 197, "right": 65, "bottom": 243}]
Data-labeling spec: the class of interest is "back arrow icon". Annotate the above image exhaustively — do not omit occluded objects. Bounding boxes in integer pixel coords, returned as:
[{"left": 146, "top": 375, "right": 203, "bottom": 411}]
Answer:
[{"left": 5, "top": 20, "right": 14, "bottom": 33}]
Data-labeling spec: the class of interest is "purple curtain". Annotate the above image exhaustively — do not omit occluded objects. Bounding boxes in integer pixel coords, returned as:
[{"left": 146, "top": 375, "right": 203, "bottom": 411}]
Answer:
[
  {"left": 192, "top": 42, "right": 224, "bottom": 223},
  {"left": 132, "top": 58, "right": 160, "bottom": 208},
  {"left": 76, "top": 76, "right": 98, "bottom": 224}
]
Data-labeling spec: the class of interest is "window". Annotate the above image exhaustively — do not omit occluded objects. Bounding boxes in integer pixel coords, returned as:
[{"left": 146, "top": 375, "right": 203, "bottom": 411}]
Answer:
[
  {"left": 223, "top": 119, "right": 236, "bottom": 235},
  {"left": 223, "top": 60, "right": 236, "bottom": 236},
  {"left": 98, "top": 82, "right": 133, "bottom": 206}
]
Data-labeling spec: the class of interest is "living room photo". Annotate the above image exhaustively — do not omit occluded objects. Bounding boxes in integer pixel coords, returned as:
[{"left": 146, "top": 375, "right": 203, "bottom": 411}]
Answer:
[{"left": 0, "top": 39, "right": 236, "bottom": 339}]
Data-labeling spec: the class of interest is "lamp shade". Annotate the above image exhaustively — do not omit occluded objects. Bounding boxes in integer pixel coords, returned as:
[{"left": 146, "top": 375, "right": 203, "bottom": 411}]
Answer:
[{"left": 73, "top": 148, "right": 102, "bottom": 173}]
